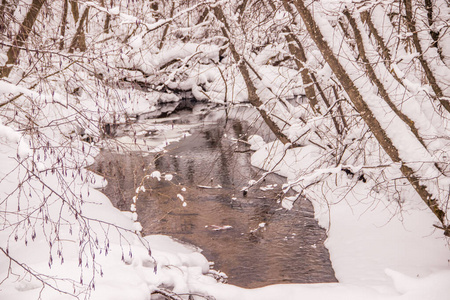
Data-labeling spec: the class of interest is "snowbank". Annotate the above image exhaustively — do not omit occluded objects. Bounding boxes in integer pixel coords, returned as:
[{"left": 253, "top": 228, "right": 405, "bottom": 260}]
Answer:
[
  {"left": 216, "top": 137, "right": 450, "bottom": 300},
  {"left": 1, "top": 112, "right": 448, "bottom": 300},
  {"left": 0, "top": 122, "right": 211, "bottom": 300}
]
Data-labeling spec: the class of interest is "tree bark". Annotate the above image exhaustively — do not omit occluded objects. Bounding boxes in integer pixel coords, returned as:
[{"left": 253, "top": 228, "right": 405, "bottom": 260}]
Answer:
[
  {"left": 344, "top": 10, "right": 428, "bottom": 150},
  {"left": 0, "top": 0, "right": 19, "bottom": 33},
  {"left": 0, "top": 0, "right": 8, "bottom": 32},
  {"left": 284, "top": 31, "right": 320, "bottom": 112},
  {"left": 404, "top": 0, "right": 450, "bottom": 113},
  {"left": 236, "top": 0, "right": 250, "bottom": 23},
  {"left": 279, "top": 0, "right": 346, "bottom": 133},
  {"left": 359, "top": 10, "right": 406, "bottom": 86},
  {"left": 0, "top": 0, "right": 46, "bottom": 78},
  {"left": 292, "top": 0, "right": 448, "bottom": 235},
  {"left": 70, "top": 0, "right": 79, "bottom": 23},
  {"left": 158, "top": 3, "right": 175, "bottom": 49},
  {"left": 99, "top": 0, "right": 111, "bottom": 34},
  {"left": 68, "top": 6, "right": 90, "bottom": 53},
  {"left": 213, "top": 5, "right": 292, "bottom": 145},
  {"left": 104, "top": 0, "right": 113, "bottom": 34},
  {"left": 59, "top": 0, "right": 69, "bottom": 50},
  {"left": 424, "top": 0, "right": 439, "bottom": 50},
  {"left": 273, "top": 0, "right": 319, "bottom": 114}
]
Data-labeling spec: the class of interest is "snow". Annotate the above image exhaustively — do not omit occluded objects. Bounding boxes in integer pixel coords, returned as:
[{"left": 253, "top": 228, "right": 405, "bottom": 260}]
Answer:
[
  {"left": 0, "top": 127, "right": 212, "bottom": 299},
  {"left": 245, "top": 137, "right": 450, "bottom": 298},
  {"left": 281, "top": 195, "right": 299, "bottom": 210},
  {"left": 150, "top": 170, "right": 161, "bottom": 181},
  {"left": 209, "top": 225, "right": 233, "bottom": 231},
  {"left": 1, "top": 0, "right": 449, "bottom": 299},
  {"left": 2, "top": 103, "right": 447, "bottom": 300}
]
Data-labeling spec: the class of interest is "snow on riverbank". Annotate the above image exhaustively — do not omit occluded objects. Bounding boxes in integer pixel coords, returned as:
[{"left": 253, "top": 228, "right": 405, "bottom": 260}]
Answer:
[
  {"left": 238, "top": 138, "right": 450, "bottom": 299},
  {"left": 0, "top": 120, "right": 214, "bottom": 300},
  {"left": 0, "top": 79, "right": 214, "bottom": 299},
  {"left": 0, "top": 77, "right": 448, "bottom": 300},
  {"left": 1, "top": 111, "right": 449, "bottom": 300}
]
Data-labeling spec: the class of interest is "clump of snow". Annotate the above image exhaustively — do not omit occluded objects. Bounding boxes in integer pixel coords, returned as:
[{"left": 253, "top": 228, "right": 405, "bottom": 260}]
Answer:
[
  {"left": 248, "top": 135, "right": 266, "bottom": 150},
  {"left": 281, "top": 195, "right": 298, "bottom": 210},
  {"left": 150, "top": 170, "right": 161, "bottom": 181},
  {"left": 209, "top": 225, "right": 233, "bottom": 231},
  {"left": 128, "top": 34, "right": 143, "bottom": 49}
]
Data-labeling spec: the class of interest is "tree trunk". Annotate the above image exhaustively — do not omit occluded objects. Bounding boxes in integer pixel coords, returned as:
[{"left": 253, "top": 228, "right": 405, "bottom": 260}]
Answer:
[
  {"left": 0, "top": 0, "right": 8, "bottom": 32},
  {"left": 68, "top": 6, "right": 90, "bottom": 53},
  {"left": 270, "top": 0, "right": 319, "bottom": 114},
  {"left": 59, "top": 0, "right": 68, "bottom": 50},
  {"left": 70, "top": 0, "right": 79, "bottom": 23},
  {"left": 158, "top": 3, "right": 175, "bottom": 49},
  {"left": 213, "top": 5, "right": 292, "bottom": 145},
  {"left": 404, "top": 0, "right": 450, "bottom": 113},
  {"left": 236, "top": 0, "right": 249, "bottom": 23},
  {"left": 0, "top": 0, "right": 19, "bottom": 33},
  {"left": 292, "top": 0, "right": 448, "bottom": 235},
  {"left": 100, "top": 0, "right": 112, "bottom": 34},
  {"left": 344, "top": 10, "right": 428, "bottom": 150},
  {"left": 424, "top": 0, "right": 440, "bottom": 51},
  {"left": 0, "top": 0, "right": 46, "bottom": 78}
]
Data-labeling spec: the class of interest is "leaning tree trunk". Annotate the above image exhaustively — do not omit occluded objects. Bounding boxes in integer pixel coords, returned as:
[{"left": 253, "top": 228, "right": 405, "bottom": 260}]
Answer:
[
  {"left": 275, "top": 0, "right": 347, "bottom": 134},
  {"left": 290, "top": 0, "right": 449, "bottom": 235},
  {"left": 404, "top": 0, "right": 450, "bottom": 113},
  {"left": 0, "top": 0, "right": 19, "bottom": 33},
  {"left": 100, "top": 0, "right": 112, "bottom": 34},
  {"left": 68, "top": 5, "right": 90, "bottom": 53},
  {"left": 267, "top": 0, "right": 320, "bottom": 114},
  {"left": 212, "top": 5, "right": 292, "bottom": 145},
  {"left": 343, "top": 10, "right": 428, "bottom": 150},
  {"left": 0, "top": 0, "right": 46, "bottom": 78}
]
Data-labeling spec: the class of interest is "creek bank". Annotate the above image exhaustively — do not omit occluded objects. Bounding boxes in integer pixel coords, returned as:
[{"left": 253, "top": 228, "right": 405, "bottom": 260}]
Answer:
[
  {"left": 95, "top": 97, "right": 217, "bottom": 140},
  {"left": 91, "top": 105, "right": 337, "bottom": 288}
]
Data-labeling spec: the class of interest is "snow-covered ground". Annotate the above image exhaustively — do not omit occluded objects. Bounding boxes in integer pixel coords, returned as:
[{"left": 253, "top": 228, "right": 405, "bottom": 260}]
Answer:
[{"left": 1, "top": 109, "right": 449, "bottom": 300}]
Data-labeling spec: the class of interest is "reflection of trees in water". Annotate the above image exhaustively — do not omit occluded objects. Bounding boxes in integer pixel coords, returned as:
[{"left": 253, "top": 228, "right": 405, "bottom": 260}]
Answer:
[
  {"left": 218, "top": 146, "right": 232, "bottom": 186},
  {"left": 186, "top": 158, "right": 195, "bottom": 184},
  {"left": 203, "top": 121, "right": 233, "bottom": 186},
  {"left": 93, "top": 155, "right": 130, "bottom": 210},
  {"left": 90, "top": 111, "right": 336, "bottom": 287},
  {"left": 206, "top": 119, "right": 252, "bottom": 187},
  {"left": 251, "top": 204, "right": 274, "bottom": 223},
  {"left": 247, "top": 204, "right": 273, "bottom": 243},
  {"left": 141, "top": 117, "right": 259, "bottom": 188},
  {"left": 154, "top": 152, "right": 164, "bottom": 170},
  {"left": 150, "top": 121, "right": 241, "bottom": 187},
  {"left": 232, "top": 120, "right": 244, "bottom": 139},
  {"left": 170, "top": 154, "right": 180, "bottom": 173}
]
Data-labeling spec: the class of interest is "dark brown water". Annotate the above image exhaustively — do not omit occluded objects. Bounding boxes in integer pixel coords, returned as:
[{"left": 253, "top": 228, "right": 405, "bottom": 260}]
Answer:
[{"left": 91, "top": 106, "right": 337, "bottom": 288}]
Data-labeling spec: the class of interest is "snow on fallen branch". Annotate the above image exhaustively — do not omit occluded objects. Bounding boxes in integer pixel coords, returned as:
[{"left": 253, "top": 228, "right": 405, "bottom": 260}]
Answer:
[
  {"left": 197, "top": 185, "right": 223, "bottom": 189},
  {"left": 282, "top": 164, "right": 364, "bottom": 193}
]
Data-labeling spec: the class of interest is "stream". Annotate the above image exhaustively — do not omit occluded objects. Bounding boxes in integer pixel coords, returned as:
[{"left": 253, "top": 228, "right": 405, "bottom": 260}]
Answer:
[{"left": 91, "top": 104, "right": 337, "bottom": 288}]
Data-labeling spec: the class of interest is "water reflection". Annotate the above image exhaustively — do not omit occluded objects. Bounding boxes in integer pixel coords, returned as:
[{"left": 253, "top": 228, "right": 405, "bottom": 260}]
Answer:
[{"left": 91, "top": 106, "right": 337, "bottom": 288}]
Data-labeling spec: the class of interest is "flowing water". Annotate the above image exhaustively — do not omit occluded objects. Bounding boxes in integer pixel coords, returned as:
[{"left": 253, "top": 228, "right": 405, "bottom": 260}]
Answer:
[{"left": 91, "top": 105, "right": 337, "bottom": 288}]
